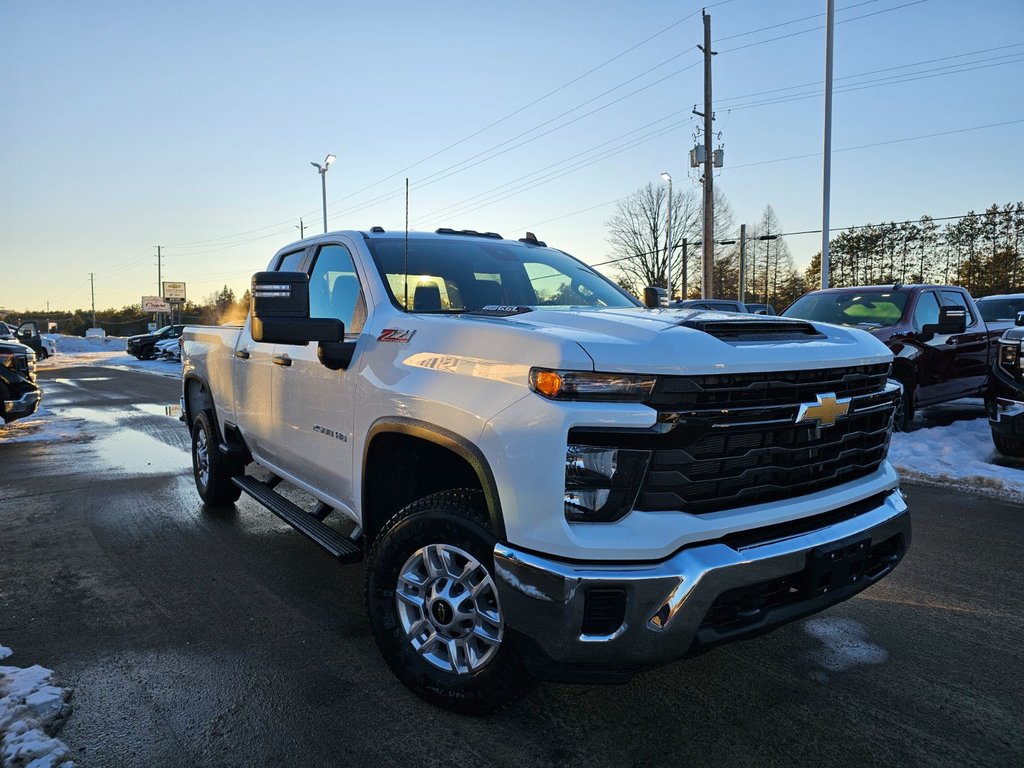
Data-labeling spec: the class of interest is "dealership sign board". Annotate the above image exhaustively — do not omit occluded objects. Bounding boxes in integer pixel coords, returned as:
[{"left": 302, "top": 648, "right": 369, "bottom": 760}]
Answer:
[
  {"left": 142, "top": 296, "right": 171, "bottom": 313},
  {"left": 162, "top": 281, "right": 186, "bottom": 302}
]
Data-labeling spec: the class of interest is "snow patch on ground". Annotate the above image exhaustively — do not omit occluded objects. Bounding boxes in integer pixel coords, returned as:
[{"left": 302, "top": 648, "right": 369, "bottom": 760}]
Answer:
[
  {"left": 890, "top": 417, "right": 1024, "bottom": 500},
  {"left": 803, "top": 617, "right": 888, "bottom": 676},
  {"left": 42, "top": 334, "right": 126, "bottom": 355},
  {"left": 0, "top": 408, "right": 86, "bottom": 445},
  {"left": 0, "top": 645, "right": 74, "bottom": 767}
]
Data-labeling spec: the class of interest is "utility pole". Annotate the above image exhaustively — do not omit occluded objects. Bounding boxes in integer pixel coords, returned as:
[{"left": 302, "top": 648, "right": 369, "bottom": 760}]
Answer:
[
  {"left": 821, "top": 0, "right": 835, "bottom": 289},
  {"left": 89, "top": 273, "right": 96, "bottom": 328},
  {"left": 297, "top": 217, "right": 305, "bottom": 239},
  {"left": 681, "top": 238, "right": 689, "bottom": 300},
  {"left": 700, "top": 10, "right": 716, "bottom": 299},
  {"left": 661, "top": 172, "right": 673, "bottom": 300},
  {"left": 738, "top": 224, "right": 747, "bottom": 303},
  {"left": 156, "top": 245, "right": 163, "bottom": 327}
]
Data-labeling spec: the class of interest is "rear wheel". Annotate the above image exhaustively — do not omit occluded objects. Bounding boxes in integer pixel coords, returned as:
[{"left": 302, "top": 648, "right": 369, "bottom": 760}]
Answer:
[
  {"left": 191, "top": 411, "right": 241, "bottom": 506},
  {"left": 366, "top": 490, "right": 536, "bottom": 715},
  {"left": 992, "top": 430, "right": 1024, "bottom": 458}
]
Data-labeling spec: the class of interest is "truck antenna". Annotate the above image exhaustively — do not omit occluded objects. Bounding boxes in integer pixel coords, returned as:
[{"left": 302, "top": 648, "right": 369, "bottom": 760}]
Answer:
[{"left": 404, "top": 177, "right": 410, "bottom": 310}]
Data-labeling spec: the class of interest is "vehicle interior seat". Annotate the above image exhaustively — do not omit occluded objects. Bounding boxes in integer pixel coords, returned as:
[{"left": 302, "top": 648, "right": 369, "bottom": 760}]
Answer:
[{"left": 413, "top": 284, "right": 443, "bottom": 311}]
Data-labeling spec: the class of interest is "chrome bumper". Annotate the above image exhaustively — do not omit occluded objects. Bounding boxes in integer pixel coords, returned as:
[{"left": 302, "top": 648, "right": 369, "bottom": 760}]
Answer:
[
  {"left": 494, "top": 489, "right": 909, "bottom": 672},
  {"left": 3, "top": 390, "right": 41, "bottom": 417}
]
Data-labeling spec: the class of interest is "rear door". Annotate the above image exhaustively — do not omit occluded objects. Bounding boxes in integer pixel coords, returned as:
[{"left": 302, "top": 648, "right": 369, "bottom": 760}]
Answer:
[
  {"left": 232, "top": 248, "right": 309, "bottom": 463},
  {"left": 272, "top": 241, "right": 368, "bottom": 510}
]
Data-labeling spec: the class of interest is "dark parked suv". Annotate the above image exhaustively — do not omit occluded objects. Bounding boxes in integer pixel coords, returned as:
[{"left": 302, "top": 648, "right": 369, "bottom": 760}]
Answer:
[
  {"left": 126, "top": 325, "right": 185, "bottom": 360},
  {"left": 1, "top": 339, "right": 40, "bottom": 424},
  {"left": 783, "top": 284, "right": 998, "bottom": 429},
  {"left": 989, "top": 319, "right": 1024, "bottom": 457}
]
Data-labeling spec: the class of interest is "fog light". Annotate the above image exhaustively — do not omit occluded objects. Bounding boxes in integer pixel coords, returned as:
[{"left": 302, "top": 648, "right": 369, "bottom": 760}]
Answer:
[
  {"left": 564, "top": 445, "right": 650, "bottom": 523},
  {"left": 999, "top": 341, "right": 1020, "bottom": 368}
]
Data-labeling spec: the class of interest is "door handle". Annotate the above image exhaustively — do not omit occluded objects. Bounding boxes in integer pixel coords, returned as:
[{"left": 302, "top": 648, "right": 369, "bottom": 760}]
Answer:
[
  {"left": 235, "top": 349, "right": 251, "bottom": 360},
  {"left": 273, "top": 354, "right": 292, "bottom": 367}
]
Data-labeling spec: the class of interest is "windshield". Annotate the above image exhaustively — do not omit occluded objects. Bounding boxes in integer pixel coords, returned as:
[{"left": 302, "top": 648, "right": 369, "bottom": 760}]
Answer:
[
  {"left": 783, "top": 290, "right": 909, "bottom": 328},
  {"left": 977, "top": 297, "right": 1024, "bottom": 322},
  {"left": 364, "top": 237, "right": 639, "bottom": 313}
]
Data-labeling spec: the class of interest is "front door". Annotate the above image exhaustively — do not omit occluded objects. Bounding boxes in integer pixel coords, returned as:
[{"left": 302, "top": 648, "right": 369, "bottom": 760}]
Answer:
[{"left": 273, "top": 241, "right": 368, "bottom": 511}]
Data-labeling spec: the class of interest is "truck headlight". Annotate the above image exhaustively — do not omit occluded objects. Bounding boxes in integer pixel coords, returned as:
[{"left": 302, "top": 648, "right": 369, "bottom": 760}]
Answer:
[
  {"left": 999, "top": 341, "right": 1022, "bottom": 370},
  {"left": 564, "top": 445, "right": 650, "bottom": 523},
  {"left": 530, "top": 368, "right": 656, "bottom": 401}
]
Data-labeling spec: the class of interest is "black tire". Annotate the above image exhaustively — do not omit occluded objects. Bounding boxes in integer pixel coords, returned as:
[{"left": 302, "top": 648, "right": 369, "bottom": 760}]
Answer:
[
  {"left": 140, "top": 345, "right": 155, "bottom": 360},
  {"left": 992, "top": 430, "right": 1024, "bottom": 458},
  {"left": 191, "top": 411, "right": 241, "bottom": 506},
  {"left": 38, "top": 348, "right": 48, "bottom": 360},
  {"left": 365, "top": 490, "right": 536, "bottom": 715}
]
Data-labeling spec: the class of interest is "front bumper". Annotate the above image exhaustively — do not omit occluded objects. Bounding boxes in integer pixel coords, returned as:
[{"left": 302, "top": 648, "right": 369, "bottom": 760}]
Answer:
[
  {"left": 494, "top": 488, "right": 909, "bottom": 680},
  {"left": 988, "top": 398, "right": 1024, "bottom": 437},
  {"left": 3, "top": 389, "right": 41, "bottom": 420}
]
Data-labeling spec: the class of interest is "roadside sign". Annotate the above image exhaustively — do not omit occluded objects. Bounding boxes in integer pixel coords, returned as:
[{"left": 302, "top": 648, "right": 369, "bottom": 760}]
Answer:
[
  {"left": 142, "top": 296, "right": 171, "bottom": 313},
  {"left": 162, "top": 281, "right": 186, "bottom": 301}
]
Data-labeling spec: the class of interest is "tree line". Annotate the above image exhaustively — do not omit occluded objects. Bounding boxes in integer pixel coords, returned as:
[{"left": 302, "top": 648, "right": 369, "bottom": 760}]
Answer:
[{"left": 606, "top": 186, "right": 1023, "bottom": 310}]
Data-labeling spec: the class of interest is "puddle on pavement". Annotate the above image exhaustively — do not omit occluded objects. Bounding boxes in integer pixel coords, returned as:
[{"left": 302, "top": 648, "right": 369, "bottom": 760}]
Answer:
[
  {"left": 92, "top": 429, "right": 189, "bottom": 474},
  {"left": 135, "top": 403, "right": 183, "bottom": 419}
]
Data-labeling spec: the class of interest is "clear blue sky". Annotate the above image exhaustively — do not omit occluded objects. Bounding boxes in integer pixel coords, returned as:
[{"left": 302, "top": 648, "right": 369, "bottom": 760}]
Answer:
[{"left": 1, "top": 0, "right": 1021, "bottom": 312}]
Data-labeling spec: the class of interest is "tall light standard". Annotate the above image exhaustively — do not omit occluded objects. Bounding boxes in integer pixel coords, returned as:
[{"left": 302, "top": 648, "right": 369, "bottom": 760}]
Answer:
[
  {"left": 661, "top": 172, "right": 673, "bottom": 301},
  {"left": 310, "top": 154, "right": 336, "bottom": 233}
]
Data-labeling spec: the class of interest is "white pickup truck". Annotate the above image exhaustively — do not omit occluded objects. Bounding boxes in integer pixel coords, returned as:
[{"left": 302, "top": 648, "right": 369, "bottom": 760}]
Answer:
[{"left": 181, "top": 227, "right": 910, "bottom": 714}]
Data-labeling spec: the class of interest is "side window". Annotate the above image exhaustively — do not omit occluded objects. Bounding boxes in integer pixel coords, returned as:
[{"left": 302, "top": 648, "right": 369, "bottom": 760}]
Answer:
[
  {"left": 308, "top": 244, "right": 366, "bottom": 334},
  {"left": 912, "top": 291, "right": 941, "bottom": 331},
  {"left": 276, "top": 250, "right": 306, "bottom": 272},
  {"left": 941, "top": 290, "right": 976, "bottom": 325}
]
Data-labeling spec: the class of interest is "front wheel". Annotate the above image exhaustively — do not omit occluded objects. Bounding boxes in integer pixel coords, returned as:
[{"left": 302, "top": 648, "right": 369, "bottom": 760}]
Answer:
[
  {"left": 365, "top": 490, "right": 536, "bottom": 715},
  {"left": 191, "top": 411, "right": 241, "bottom": 506},
  {"left": 992, "top": 429, "right": 1024, "bottom": 458}
]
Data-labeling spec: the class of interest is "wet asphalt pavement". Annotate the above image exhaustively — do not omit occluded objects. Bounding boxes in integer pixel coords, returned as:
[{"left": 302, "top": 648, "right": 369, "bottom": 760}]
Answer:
[{"left": 1, "top": 364, "right": 1022, "bottom": 768}]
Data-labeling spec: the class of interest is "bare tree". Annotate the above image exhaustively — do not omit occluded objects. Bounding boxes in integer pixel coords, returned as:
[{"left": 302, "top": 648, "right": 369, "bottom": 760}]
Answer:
[{"left": 605, "top": 182, "right": 700, "bottom": 299}]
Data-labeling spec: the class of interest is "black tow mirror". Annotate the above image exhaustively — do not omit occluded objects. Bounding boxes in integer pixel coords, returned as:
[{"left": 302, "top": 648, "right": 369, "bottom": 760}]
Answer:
[
  {"left": 1016, "top": 310, "right": 1024, "bottom": 327},
  {"left": 923, "top": 305, "right": 967, "bottom": 336},
  {"left": 250, "top": 271, "right": 344, "bottom": 344},
  {"left": 643, "top": 286, "right": 668, "bottom": 308}
]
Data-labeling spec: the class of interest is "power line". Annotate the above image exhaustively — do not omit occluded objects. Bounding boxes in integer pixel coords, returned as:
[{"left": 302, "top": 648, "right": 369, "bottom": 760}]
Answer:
[{"left": 728, "top": 118, "right": 1024, "bottom": 169}]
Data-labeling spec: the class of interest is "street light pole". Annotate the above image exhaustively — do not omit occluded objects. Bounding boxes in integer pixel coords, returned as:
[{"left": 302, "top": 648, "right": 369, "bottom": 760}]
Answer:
[
  {"left": 310, "top": 154, "right": 336, "bottom": 234},
  {"left": 661, "top": 172, "right": 673, "bottom": 301}
]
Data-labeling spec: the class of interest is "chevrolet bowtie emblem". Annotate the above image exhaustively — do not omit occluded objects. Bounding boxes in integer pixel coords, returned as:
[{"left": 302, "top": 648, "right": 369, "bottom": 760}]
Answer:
[{"left": 795, "top": 392, "right": 851, "bottom": 428}]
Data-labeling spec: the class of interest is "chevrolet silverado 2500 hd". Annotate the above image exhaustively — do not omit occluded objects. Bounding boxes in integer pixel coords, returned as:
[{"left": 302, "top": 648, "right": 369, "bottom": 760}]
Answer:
[{"left": 181, "top": 228, "right": 910, "bottom": 714}]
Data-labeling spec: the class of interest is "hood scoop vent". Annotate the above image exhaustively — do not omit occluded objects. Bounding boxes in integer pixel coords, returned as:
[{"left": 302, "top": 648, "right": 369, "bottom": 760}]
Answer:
[{"left": 678, "top": 318, "right": 824, "bottom": 341}]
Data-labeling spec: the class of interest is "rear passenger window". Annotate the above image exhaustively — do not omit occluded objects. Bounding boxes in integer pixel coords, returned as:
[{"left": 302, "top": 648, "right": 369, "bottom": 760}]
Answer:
[{"left": 276, "top": 250, "right": 306, "bottom": 272}]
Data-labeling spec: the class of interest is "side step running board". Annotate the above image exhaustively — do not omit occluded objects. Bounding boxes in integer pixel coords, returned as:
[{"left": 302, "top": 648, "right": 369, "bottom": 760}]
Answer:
[{"left": 232, "top": 476, "right": 363, "bottom": 563}]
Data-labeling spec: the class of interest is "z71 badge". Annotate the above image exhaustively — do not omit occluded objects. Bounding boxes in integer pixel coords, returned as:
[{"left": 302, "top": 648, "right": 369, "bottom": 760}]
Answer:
[{"left": 378, "top": 329, "right": 416, "bottom": 343}]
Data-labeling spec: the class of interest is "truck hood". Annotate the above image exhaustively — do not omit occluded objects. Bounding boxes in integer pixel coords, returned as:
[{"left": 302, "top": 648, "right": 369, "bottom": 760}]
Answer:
[{"left": 464, "top": 306, "right": 892, "bottom": 374}]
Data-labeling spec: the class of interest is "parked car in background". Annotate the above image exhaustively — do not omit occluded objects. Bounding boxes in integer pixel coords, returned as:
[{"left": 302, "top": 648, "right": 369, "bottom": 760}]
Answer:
[
  {"left": 782, "top": 284, "right": 999, "bottom": 430},
  {"left": 988, "top": 320, "right": 1024, "bottom": 457},
  {"left": 126, "top": 325, "right": 185, "bottom": 360},
  {"left": 744, "top": 303, "right": 776, "bottom": 315},
  {"left": 0, "top": 321, "right": 55, "bottom": 359},
  {"left": 155, "top": 337, "right": 182, "bottom": 362},
  {"left": 671, "top": 299, "right": 750, "bottom": 312},
  {"left": 975, "top": 294, "right": 1024, "bottom": 335},
  {"left": 0, "top": 338, "right": 40, "bottom": 424}
]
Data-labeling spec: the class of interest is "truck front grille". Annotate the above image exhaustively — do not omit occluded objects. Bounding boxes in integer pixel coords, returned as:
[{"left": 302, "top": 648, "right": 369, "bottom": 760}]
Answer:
[{"left": 570, "top": 364, "right": 897, "bottom": 515}]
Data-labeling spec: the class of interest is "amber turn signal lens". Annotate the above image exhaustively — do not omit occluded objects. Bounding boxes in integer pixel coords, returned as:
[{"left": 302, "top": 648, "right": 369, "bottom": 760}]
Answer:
[{"left": 532, "top": 370, "right": 563, "bottom": 397}]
